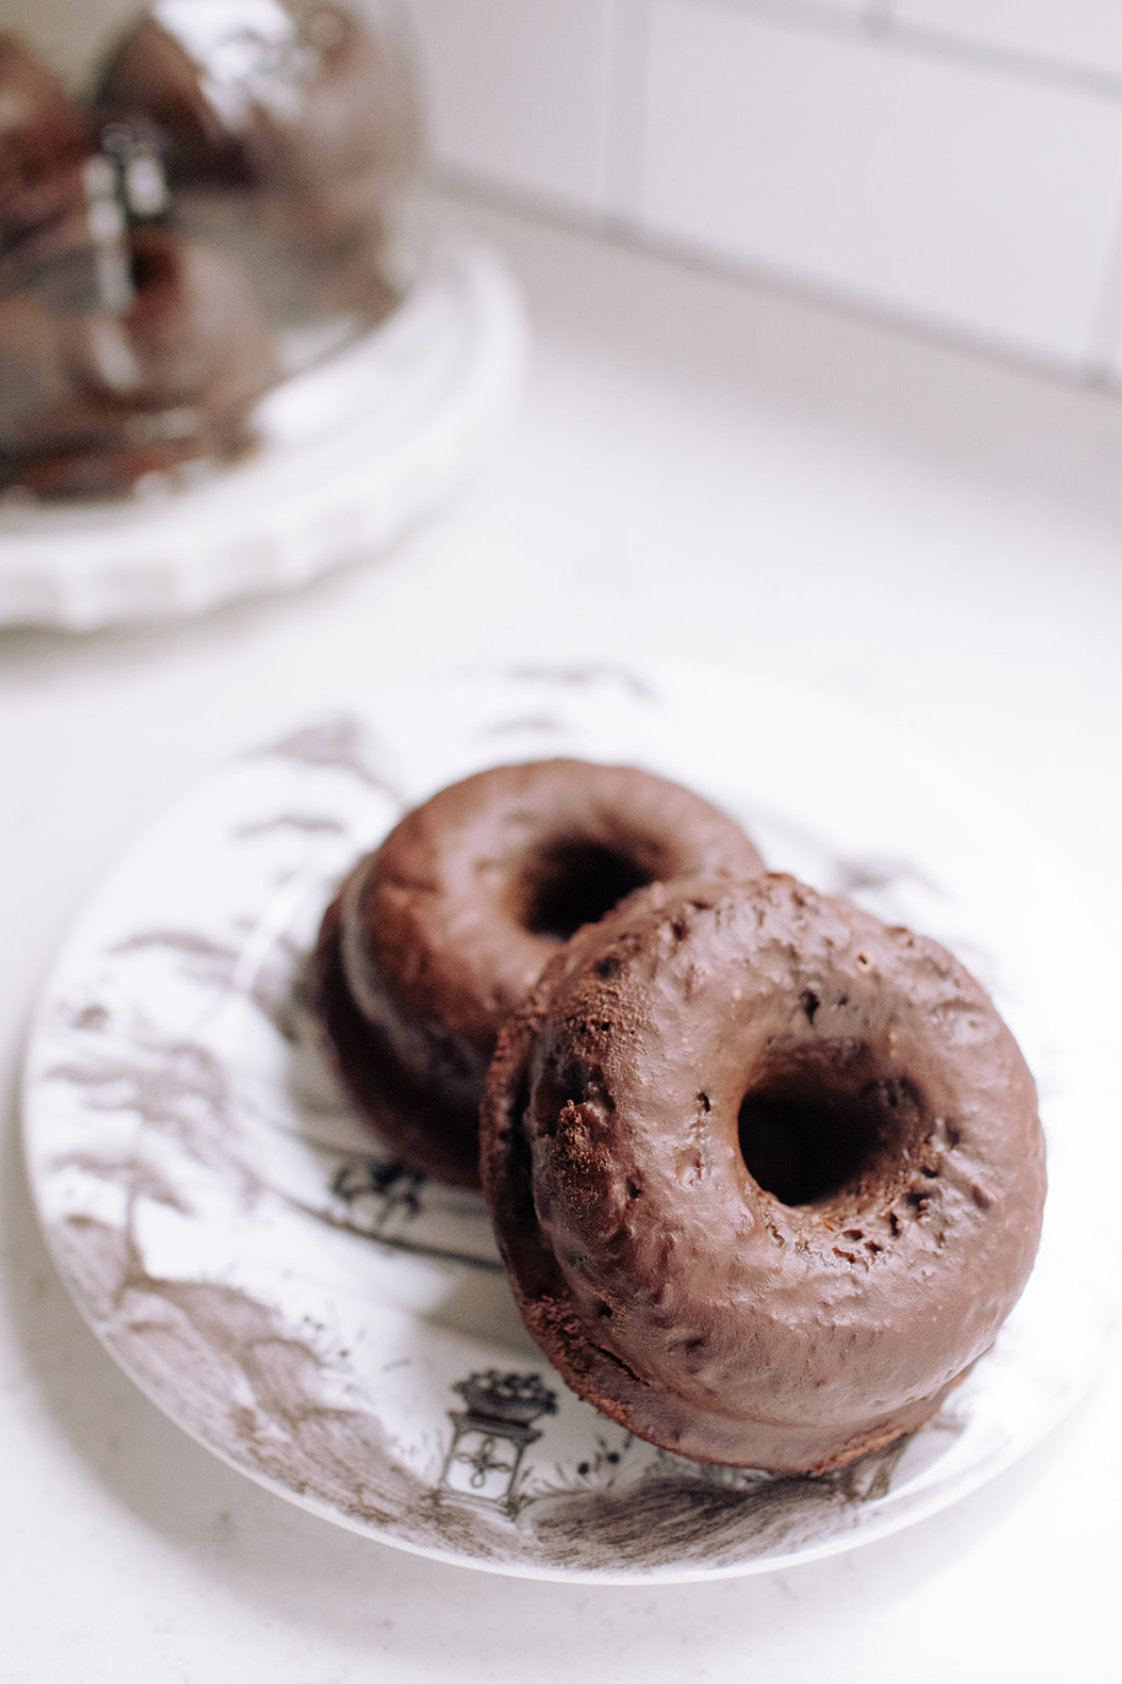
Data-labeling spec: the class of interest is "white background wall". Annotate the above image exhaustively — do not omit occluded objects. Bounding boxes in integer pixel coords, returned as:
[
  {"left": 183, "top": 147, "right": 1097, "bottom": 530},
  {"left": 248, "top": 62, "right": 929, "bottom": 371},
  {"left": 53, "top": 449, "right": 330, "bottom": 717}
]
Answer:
[{"left": 403, "top": 0, "right": 1122, "bottom": 381}]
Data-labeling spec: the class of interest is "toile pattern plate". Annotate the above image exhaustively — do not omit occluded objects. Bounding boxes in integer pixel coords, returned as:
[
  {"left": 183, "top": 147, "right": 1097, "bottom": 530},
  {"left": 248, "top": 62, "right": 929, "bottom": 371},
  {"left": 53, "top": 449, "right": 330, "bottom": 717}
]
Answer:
[{"left": 21, "top": 663, "right": 1115, "bottom": 1581}]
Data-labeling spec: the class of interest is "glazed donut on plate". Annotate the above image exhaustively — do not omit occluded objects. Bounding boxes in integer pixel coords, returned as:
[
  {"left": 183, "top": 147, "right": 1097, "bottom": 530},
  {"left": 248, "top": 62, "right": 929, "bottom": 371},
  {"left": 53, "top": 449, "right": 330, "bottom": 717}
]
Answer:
[
  {"left": 307, "top": 759, "right": 764, "bottom": 1188},
  {"left": 481, "top": 873, "right": 1046, "bottom": 1472}
]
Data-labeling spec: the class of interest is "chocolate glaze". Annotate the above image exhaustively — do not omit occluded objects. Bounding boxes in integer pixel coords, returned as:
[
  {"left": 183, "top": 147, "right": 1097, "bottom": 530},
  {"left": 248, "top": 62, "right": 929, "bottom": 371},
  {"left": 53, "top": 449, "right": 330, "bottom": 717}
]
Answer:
[
  {"left": 1, "top": 225, "right": 277, "bottom": 498},
  {"left": 93, "top": 3, "right": 419, "bottom": 349},
  {"left": 307, "top": 760, "right": 764, "bottom": 1188},
  {"left": 90, "top": 225, "right": 276, "bottom": 411},
  {"left": 0, "top": 35, "right": 89, "bottom": 226},
  {"left": 1, "top": 7, "right": 423, "bottom": 498},
  {"left": 480, "top": 874, "right": 1047, "bottom": 1472},
  {"left": 1, "top": 37, "right": 97, "bottom": 307},
  {"left": 0, "top": 30, "right": 279, "bottom": 499},
  {"left": 97, "top": 3, "right": 420, "bottom": 231}
]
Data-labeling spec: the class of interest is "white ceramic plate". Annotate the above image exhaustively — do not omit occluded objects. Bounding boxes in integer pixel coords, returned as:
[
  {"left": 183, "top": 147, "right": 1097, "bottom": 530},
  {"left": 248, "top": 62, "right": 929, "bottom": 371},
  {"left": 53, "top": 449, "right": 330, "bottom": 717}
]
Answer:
[
  {"left": 0, "top": 233, "right": 525, "bottom": 631},
  {"left": 21, "top": 663, "right": 1117, "bottom": 1582}
]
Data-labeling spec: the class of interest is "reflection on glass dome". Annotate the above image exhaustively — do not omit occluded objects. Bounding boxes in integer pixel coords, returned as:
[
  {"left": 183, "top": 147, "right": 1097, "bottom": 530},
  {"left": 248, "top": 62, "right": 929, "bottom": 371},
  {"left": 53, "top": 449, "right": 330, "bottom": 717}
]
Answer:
[{"left": 0, "top": 1, "right": 423, "bottom": 500}]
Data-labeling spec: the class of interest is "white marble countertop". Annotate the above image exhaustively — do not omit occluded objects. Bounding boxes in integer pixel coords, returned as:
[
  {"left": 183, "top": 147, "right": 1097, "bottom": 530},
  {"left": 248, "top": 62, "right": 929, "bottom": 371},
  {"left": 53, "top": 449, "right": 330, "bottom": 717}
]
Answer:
[{"left": 1, "top": 192, "right": 1119, "bottom": 1682}]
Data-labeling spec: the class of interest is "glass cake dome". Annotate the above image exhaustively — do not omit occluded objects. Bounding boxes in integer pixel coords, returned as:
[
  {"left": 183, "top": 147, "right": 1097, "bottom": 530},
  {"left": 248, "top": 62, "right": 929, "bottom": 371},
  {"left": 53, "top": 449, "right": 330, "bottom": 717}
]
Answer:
[{"left": 0, "top": 0, "right": 425, "bottom": 499}]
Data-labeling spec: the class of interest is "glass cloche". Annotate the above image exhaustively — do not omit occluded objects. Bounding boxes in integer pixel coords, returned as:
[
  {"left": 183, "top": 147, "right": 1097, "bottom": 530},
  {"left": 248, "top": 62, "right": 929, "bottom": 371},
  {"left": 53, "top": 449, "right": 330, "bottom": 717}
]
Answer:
[{"left": 0, "top": 0, "right": 424, "bottom": 499}]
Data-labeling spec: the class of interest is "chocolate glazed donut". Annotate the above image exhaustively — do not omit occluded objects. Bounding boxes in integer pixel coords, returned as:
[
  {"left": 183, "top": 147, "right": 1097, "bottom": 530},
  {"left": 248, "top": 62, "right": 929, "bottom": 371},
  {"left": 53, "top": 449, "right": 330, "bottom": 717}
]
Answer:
[
  {"left": 2, "top": 226, "right": 278, "bottom": 498},
  {"left": 481, "top": 874, "right": 1046, "bottom": 1472},
  {"left": 96, "top": 2, "right": 421, "bottom": 242},
  {"left": 307, "top": 760, "right": 764, "bottom": 1188}
]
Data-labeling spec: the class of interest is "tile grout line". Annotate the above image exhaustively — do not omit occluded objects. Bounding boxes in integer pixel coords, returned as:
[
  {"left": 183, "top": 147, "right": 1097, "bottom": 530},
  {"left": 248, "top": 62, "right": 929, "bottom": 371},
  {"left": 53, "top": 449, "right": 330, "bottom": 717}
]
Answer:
[
  {"left": 666, "top": 0, "right": 1122, "bottom": 105},
  {"left": 1080, "top": 170, "right": 1122, "bottom": 388},
  {"left": 407, "top": 0, "right": 1122, "bottom": 395},
  {"left": 432, "top": 171, "right": 1121, "bottom": 401},
  {"left": 601, "top": 0, "right": 654, "bottom": 234}
]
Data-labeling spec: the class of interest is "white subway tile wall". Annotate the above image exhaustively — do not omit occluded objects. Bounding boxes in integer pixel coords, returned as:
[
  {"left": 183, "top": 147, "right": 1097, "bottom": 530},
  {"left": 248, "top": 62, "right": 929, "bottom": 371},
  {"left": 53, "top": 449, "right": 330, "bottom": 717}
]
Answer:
[
  {"left": 639, "top": 4, "right": 1122, "bottom": 366},
  {"left": 892, "top": 0, "right": 1122, "bottom": 84},
  {"left": 403, "top": 0, "right": 1122, "bottom": 380},
  {"left": 404, "top": 0, "right": 617, "bottom": 212},
  {"left": 744, "top": 0, "right": 875, "bottom": 16}
]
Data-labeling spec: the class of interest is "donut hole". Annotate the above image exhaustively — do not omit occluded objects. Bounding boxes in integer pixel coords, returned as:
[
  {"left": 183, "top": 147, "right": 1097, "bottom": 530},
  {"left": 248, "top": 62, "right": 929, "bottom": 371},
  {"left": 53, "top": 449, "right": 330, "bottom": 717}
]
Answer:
[
  {"left": 516, "top": 838, "right": 653, "bottom": 942},
  {"left": 737, "top": 1045, "right": 928, "bottom": 1209}
]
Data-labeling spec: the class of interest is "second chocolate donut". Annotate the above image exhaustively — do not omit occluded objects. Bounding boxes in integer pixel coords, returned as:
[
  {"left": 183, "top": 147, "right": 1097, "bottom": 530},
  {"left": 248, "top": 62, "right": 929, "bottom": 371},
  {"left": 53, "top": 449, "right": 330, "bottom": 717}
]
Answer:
[{"left": 306, "top": 758, "right": 764, "bottom": 1186}]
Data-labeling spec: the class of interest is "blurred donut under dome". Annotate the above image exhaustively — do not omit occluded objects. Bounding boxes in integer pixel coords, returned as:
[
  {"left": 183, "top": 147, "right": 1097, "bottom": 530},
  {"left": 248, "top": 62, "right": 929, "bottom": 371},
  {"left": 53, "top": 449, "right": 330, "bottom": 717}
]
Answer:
[{"left": 0, "top": 0, "right": 435, "bottom": 500}]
